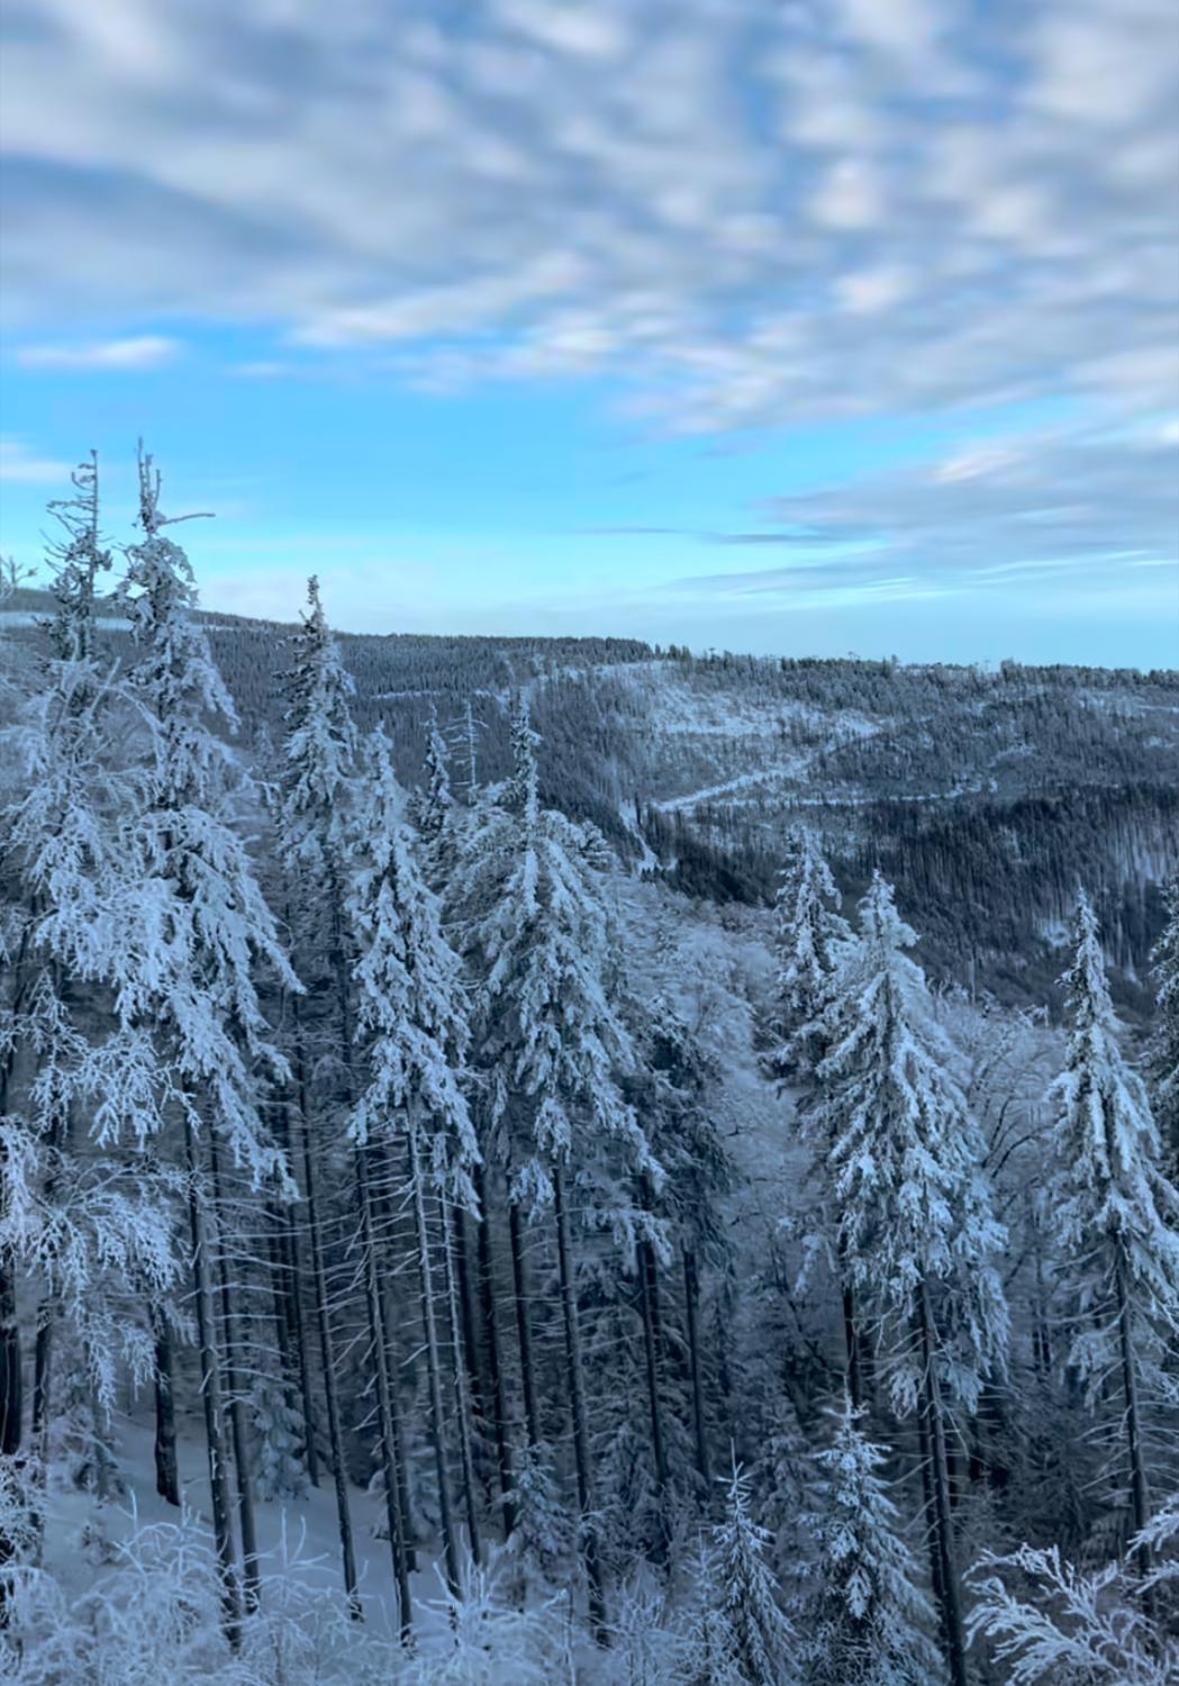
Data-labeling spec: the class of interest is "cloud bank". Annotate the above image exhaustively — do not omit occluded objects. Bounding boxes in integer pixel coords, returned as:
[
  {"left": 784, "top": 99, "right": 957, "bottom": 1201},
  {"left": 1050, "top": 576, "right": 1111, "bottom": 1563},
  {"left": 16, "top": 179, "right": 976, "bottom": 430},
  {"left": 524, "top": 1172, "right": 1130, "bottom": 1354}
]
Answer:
[{"left": 2, "top": 0, "right": 1175, "bottom": 426}]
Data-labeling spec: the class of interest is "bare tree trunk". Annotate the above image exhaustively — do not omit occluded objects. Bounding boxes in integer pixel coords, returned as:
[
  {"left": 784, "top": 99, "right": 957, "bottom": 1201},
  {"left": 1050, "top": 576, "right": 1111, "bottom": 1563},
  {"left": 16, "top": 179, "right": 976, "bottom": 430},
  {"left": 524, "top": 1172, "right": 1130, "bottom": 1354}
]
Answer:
[
  {"left": 0, "top": 1248, "right": 21, "bottom": 1463},
  {"left": 1116, "top": 1251, "right": 1153, "bottom": 1589},
  {"left": 326, "top": 875, "right": 413, "bottom": 1630},
  {"left": 184, "top": 1116, "right": 242, "bottom": 1650},
  {"left": 270, "top": 1088, "right": 318, "bottom": 1488},
  {"left": 918, "top": 1280, "right": 967, "bottom": 1686},
  {"left": 443, "top": 1202, "right": 484, "bottom": 1567},
  {"left": 473, "top": 1163, "right": 516, "bottom": 1537},
  {"left": 150, "top": 1301, "right": 180, "bottom": 1506},
  {"left": 356, "top": 1143, "right": 413, "bottom": 1643},
  {"left": 637, "top": 1176, "right": 668, "bottom": 1524},
  {"left": 406, "top": 1118, "right": 461, "bottom": 1599},
  {"left": 682, "top": 1247, "right": 710, "bottom": 1489},
  {"left": 0, "top": 1239, "right": 25, "bottom": 1627},
  {"left": 837, "top": 1234, "right": 862, "bottom": 1411},
  {"left": 451, "top": 1203, "right": 491, "bottom": 1506},
  {"left": 30, "top": 1303, "right": 53, "bottom": 1463},
  {"left": 292, "top": 1018, "right": 359, "bottom": 1617},
  {"left": 507, "top": 1200, "right": 540, "bottom": 1451},
  {"left": 915, "top": 1395, "right": 946, "bottom": 1622},
  {"left": 208, "top": 1132, "right": 261, "bottom": 1616},
  {"left": 372, "top": 1144, "right": 418, "bottom": 1575},
  {"left": 0, "top": 938, "right": 30, "bottom": 1474},
  {"left": 0, "top": 1047, "right": 25, "bottom": 1624},
  {"left": 553, "top": 1163, "right": 607, "bottom": 1646}
]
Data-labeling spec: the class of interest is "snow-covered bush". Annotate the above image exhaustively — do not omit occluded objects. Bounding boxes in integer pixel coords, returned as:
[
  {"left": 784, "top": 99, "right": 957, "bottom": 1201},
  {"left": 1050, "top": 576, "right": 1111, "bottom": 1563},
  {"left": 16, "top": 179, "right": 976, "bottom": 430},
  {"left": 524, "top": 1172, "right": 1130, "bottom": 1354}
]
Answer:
[{"left": 967, "top": 1500, "right": 1179, "bottom": 1685}]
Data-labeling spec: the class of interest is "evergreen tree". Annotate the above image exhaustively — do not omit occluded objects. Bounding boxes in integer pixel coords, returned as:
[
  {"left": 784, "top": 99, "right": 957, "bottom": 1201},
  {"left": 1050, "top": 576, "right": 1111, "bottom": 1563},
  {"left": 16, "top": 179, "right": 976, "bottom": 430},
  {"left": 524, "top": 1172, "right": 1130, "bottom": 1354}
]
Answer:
[
  {"left": 766, "top": 828, "right": 861, "bottom": 1402},
  {"left": 809, "top": 872, "right": 1009, "bottom": 1414},
  {"left": 278, "top": 573, "right": 364, "bottom": 1617},
  {"left": 454, "top": 693, "right": 663, "bottom": 1642},
  {"left": 804, "top": 871, "right": 1008, "bottom": 1686},
  {"left": 410, "top": 714, "right": 454, "bottom": 850},
  {"left": 1149, "top": 871, "right": 1179, "bottom": 1168},
  {"left": 708, "top": 1462, "right": 795, "bottom": 1686},
  {"left": 250, "top": 1370, "right": 308, "bottom": 1502},
  {"left": 800, "top": 1397, "right": 940, "bottom": 1686},
  {"left": 350, "top": 725, "right": 481, "bottom": 1598},
  {"left": 1046, "top": 889, "right": 1179, "bottom": 1573},
  {"left": 1, "top": 457, "right": 179, "bottom": 1578},
  {"left": 766, "top": 825, "right": 851, "bottom": 1081},
  {"left": 117, "top": 447, "right": 299, "bottom": 1638}
]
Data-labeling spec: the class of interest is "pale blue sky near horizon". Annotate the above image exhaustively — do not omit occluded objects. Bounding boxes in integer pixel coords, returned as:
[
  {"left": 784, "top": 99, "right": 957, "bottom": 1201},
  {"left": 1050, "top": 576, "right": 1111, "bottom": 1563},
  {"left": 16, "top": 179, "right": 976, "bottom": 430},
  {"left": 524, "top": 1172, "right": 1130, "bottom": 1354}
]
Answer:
[{"left": 1, "top": 1, "right": 1176, "bottom": 667}]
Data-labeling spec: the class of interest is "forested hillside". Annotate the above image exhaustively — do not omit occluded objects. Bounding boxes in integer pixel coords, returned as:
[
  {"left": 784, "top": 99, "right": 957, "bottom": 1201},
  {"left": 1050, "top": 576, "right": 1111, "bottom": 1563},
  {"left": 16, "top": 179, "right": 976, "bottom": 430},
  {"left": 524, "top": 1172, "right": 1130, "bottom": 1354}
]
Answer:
[
  {"left": 7, "top": 575, "right": 1176, "bottom": 1005},
  {"left": 1, "top": 458, "right": 1177, "bottom": 1683}
]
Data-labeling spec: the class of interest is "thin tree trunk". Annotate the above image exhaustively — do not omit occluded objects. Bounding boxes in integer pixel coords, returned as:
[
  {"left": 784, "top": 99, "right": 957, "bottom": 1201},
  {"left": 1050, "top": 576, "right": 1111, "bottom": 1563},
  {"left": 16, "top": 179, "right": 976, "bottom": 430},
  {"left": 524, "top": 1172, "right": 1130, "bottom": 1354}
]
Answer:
[
  {"left": 264, "top": 1216, "right": 305, "bottom": 1473},
  {"left": 184, "top": 1117, "right": 242, "bottom": 1649},
  {"left": 473, "top": 1163, "right": 516, "bottom": 1537},
  {"left": 683, "top": 1247, "right": 710, "bottom": 1489},
  {"left": 1031, "top": 1215, "right": 1053, "bottom": 1379},
  {"left": 30, "top": 1302, "right": 54, "bottom": 1463},
  {"left": 293, "top": 1017, "right": 360, "bottom": 1617},
  {"left": 918, "top": 1280, "right": 967, "bottom": 1686},
  {"left": 406, "top": 1118, "right": 461, "bottom": 1599},
  {"left": 638, "top": 1245, "right": 668, "bottom": 1488},
  {"left": 451, "top": 1203, "right": 491, "bottom": 1499},
  {"left": 208, "top": 1132, "right": 261, "bottom": 1616},
  {"left": 326, "top": 876, "right": 413, "bottom": 1626},
  {"left": 637, "top": 1176, "right": 669, "bottom": 1521},
  {"left": 443, "top": 1201, "right": 484, "bottom": 1567},
  {"left": 270, "top": 1089, "right": 318, "bottom": 1488},
  {"left": 915, "top": 1391, "right": 946, "bottom": 1626},
  {"left": 0, "top": 934, "right": 30, "bottom": 1473},
  {"left": 637, "top": 1221, "right": 670, "bottom": 1567},
  {"left": 372, "top": 1144, "right": 418, "bottom": 1575},
  {"left": 356, "top": 1143, "right": 413, "bottom": 1643},
  {"left": 150, "top": 1301, "right": 180, "bottom": 1506},
  {"left": 0, "top": 1247, "right": 21, "bottom": 1464},
  {"left": 837, "top": 1233, "right": 862, "bottom": 1412},
  {"left": 0, "top": 1078, "right": 25, "bottom": 1624},
  {"left": 553, "top": 1163, "right": 607, "bottom": 1646},
  {"left": 1116, "top": 1251, "right": 1153, "bottom": 1588},
  {"left": 508, "top": 1200, "right": 540, "bottom": 1452}
]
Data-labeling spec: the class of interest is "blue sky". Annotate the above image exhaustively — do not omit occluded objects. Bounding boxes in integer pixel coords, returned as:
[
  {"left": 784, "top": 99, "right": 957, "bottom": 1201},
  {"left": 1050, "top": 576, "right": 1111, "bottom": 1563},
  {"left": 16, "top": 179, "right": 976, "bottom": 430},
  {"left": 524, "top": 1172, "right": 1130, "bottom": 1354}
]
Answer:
[{"left": 1, "top": 0, "right": 1176, "bottom": 665}]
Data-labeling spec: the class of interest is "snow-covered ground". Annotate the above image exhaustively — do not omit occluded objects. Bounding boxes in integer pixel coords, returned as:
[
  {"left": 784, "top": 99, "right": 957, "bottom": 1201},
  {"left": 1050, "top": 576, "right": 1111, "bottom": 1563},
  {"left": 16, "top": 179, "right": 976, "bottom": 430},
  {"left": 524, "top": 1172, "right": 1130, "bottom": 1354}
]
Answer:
[{"left": 20, "top": 1411, "right": 594, "bottom": 1683}]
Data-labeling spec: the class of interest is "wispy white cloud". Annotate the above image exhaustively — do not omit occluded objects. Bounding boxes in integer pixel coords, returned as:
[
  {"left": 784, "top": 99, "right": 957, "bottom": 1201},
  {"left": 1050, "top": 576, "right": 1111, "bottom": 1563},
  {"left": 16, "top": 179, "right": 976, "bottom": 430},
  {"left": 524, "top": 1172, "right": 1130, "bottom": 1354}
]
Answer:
[
  {"left": 16, "top": 334, "right": 180, "bottom": 370},
  {"left": 668, "top": 421, "right": 1179, "bottom": 605},
  {"left": 0, "top": 0, "right": 1175, "bottom": 613},
  {"left": 0, "top": 436, "right": 71, "bottom": 483},
  {"left": 1, "top": 1, "right": 1174, "bottom": 420}
]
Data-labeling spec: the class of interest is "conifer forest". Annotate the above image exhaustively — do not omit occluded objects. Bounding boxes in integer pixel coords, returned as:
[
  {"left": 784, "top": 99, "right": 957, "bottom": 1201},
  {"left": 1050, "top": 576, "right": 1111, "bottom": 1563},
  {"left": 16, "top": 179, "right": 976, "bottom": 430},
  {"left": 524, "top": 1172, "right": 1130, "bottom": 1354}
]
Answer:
[{"left": 1, "top": 451, "right": 1177, "bottom": 1683}]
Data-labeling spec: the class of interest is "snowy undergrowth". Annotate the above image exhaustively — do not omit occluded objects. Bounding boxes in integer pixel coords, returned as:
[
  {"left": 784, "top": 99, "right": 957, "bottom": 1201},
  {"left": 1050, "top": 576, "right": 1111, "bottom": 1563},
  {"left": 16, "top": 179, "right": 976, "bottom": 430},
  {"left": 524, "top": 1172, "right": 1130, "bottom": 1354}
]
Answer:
[{"left": 1, "top": 1416, "right": 583, "bottom": 1684}]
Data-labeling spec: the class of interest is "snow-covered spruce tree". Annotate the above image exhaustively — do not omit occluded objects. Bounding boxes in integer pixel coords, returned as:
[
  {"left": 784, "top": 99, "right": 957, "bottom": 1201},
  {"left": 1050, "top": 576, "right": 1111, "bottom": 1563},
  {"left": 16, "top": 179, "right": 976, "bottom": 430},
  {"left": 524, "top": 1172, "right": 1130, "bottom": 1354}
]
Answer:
[
  {"left": 277, "top": 573, "right": 365, "bottom": 1618},
  {"left": 763, "top": 827, "right": 867, "bottom": 1406},
  {"left": 804, "top": 870, "right": 1008, "bottom": 1686},
  {"left": 250, "top": 1369, "right": 307, "bottom": 1503},
  {"left": 1, "top": 454, "right": 113, "bottom": 1479},
  {"left": 799, "top": 1396, "right": 940, "bottom": 1686},
  {"left": 704, "top": 1461, "right": 794, "bottom": 1686},
  {"left": 281, "top": 576, "right": 426, "bottom": 1637},
  {"left": 1046, "top": 890, "right": 1179, "bottom": 1576},
  {"left": 1149, "top": 871, "right": 1179, "bottom": 1169},
  {"left": 622, "top": 976, "right": 734, "bottom": 1528},
  {"left": 350, "top": 724, "right": 482, "bottom": 1599},
  {"left": 408, "top": 712, "right": 455, "bottom": 885},
  {"left": 1, "top": 457, "right": 180, "bottom": 1577},
  {"left": 765, "top": 824, "right": 851, "bottom": 1083},
  {"left": 454, "top": 692, "right": 663, "bottom": 1642},
  {"left": 117, "top": 447, "right": 300, "bottom": 1641}
]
